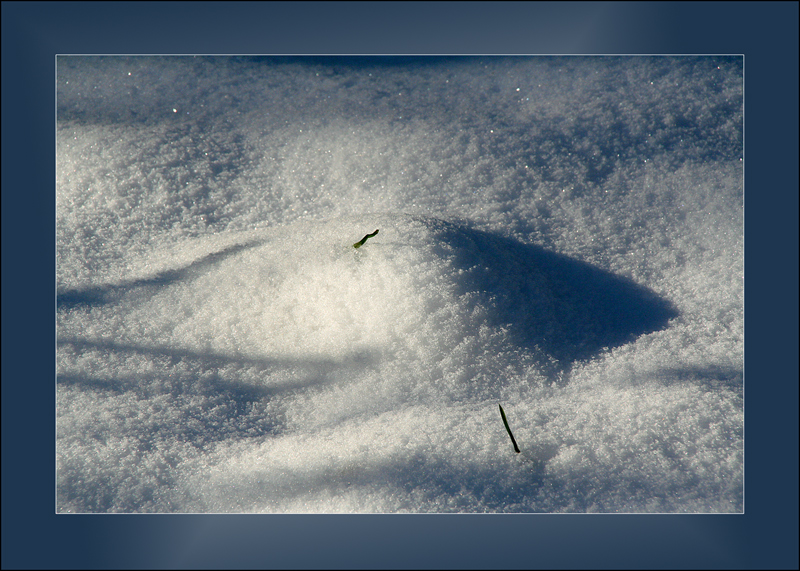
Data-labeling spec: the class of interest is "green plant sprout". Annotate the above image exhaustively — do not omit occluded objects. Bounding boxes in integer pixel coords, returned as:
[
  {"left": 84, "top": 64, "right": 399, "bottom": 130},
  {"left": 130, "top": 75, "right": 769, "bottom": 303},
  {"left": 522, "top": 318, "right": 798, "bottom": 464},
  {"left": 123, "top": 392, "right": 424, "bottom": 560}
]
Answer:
[
  {"left": 499, "top": 404, "right": 521, "bottom": 453},
  {"left": 353, "top": 229, "right": 379, "bottom": 248}
]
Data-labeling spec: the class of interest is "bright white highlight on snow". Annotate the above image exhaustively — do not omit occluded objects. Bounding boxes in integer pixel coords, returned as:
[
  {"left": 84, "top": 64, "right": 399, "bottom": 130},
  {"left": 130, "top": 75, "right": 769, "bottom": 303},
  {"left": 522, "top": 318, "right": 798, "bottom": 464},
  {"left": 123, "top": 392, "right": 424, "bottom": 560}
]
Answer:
[{"left": 56, "top": 56, "right": 743, "bottom": 513}]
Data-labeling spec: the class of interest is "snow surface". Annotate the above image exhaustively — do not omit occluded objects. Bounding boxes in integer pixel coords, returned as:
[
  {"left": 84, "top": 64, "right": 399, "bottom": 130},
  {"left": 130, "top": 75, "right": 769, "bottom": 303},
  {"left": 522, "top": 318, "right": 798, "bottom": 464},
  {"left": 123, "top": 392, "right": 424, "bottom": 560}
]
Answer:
[{"left": 56, "top": 56, "right": 743, "bottom": 513}]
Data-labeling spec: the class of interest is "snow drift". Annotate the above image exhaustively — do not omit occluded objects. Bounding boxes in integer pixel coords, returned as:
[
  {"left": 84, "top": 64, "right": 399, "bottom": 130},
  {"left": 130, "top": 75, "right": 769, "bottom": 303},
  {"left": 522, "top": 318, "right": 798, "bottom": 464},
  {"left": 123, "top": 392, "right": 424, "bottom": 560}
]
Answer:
[{"left": 56, "top": 56, "right": 742, "bottom": 513}]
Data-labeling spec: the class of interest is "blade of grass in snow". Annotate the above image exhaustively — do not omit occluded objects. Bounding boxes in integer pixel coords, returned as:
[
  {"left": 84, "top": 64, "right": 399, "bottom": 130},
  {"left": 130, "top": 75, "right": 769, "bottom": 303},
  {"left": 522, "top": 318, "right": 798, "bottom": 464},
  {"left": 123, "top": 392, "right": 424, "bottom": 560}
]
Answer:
[
  {"left": 499, "top": 404, "right": 520, "bottom": 453},
  {"left": 353, "top": 229, "right": 379, "bottom": 248}
]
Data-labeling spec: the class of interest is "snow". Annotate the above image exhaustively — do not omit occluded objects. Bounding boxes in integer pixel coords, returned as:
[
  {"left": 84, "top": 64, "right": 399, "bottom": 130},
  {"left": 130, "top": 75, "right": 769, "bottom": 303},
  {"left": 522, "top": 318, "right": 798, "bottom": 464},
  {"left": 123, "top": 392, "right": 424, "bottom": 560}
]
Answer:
[{"left": 56, "top": 56, "right": 743, "bottom": 513}]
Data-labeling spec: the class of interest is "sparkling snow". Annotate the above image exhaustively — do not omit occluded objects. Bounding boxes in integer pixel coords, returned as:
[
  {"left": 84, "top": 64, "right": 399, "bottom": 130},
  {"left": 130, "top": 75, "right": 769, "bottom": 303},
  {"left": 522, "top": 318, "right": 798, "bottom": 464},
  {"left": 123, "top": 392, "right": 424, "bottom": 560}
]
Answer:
[{"left": 56, "top": 56, "right": 743, "bottom": 513}]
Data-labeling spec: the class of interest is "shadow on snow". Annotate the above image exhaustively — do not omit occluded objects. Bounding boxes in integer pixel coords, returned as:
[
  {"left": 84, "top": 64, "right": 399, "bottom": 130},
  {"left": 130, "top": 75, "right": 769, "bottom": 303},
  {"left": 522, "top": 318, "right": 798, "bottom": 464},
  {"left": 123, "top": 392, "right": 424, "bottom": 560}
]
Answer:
[
  {"left": 56, "top": 239, "right": 265, "bottom": 310},
  {"left": 425, "top": 218, "right": 679, "bottom": 369}
]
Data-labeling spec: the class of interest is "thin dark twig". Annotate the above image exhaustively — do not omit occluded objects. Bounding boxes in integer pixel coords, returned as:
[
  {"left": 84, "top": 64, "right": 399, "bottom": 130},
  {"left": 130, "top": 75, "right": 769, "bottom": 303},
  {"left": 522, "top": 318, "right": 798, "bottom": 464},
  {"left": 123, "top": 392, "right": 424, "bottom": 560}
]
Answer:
[{"left": 499, "top": 404, "right": 521, "bottom": 453}]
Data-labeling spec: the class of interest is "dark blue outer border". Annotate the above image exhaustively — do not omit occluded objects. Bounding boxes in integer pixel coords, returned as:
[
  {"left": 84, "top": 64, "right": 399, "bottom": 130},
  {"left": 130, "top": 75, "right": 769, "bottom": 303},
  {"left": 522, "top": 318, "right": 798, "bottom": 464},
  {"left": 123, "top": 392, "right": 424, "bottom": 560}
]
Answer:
[{"left": 2, "top": 2, "right": 797, "bottom": 569}]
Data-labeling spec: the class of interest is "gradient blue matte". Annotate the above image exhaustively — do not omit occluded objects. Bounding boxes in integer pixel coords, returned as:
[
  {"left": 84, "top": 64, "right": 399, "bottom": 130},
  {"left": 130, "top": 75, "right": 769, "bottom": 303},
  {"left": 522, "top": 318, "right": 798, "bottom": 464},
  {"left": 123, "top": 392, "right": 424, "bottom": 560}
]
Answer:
[{"left": 2, "top": 2, "right": 797, "bottom": 569}]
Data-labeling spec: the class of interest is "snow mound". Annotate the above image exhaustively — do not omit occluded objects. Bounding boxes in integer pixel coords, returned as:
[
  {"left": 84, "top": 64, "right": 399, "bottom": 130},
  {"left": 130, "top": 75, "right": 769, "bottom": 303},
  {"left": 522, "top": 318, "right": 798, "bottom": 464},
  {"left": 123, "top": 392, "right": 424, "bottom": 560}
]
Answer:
[
  {"left": 57, "top": 215, "right": 736, "bottom": 514},
  {"left": 59, "top": 214, "right": 676, "bottom": 405}
]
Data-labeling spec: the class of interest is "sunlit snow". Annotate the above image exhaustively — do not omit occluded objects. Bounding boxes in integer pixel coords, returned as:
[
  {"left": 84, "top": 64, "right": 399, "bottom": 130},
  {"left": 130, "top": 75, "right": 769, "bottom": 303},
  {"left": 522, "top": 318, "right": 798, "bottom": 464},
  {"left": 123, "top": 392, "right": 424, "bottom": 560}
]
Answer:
[{"left": 56, "top": 56, "right": 743, "bottom": 513}]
